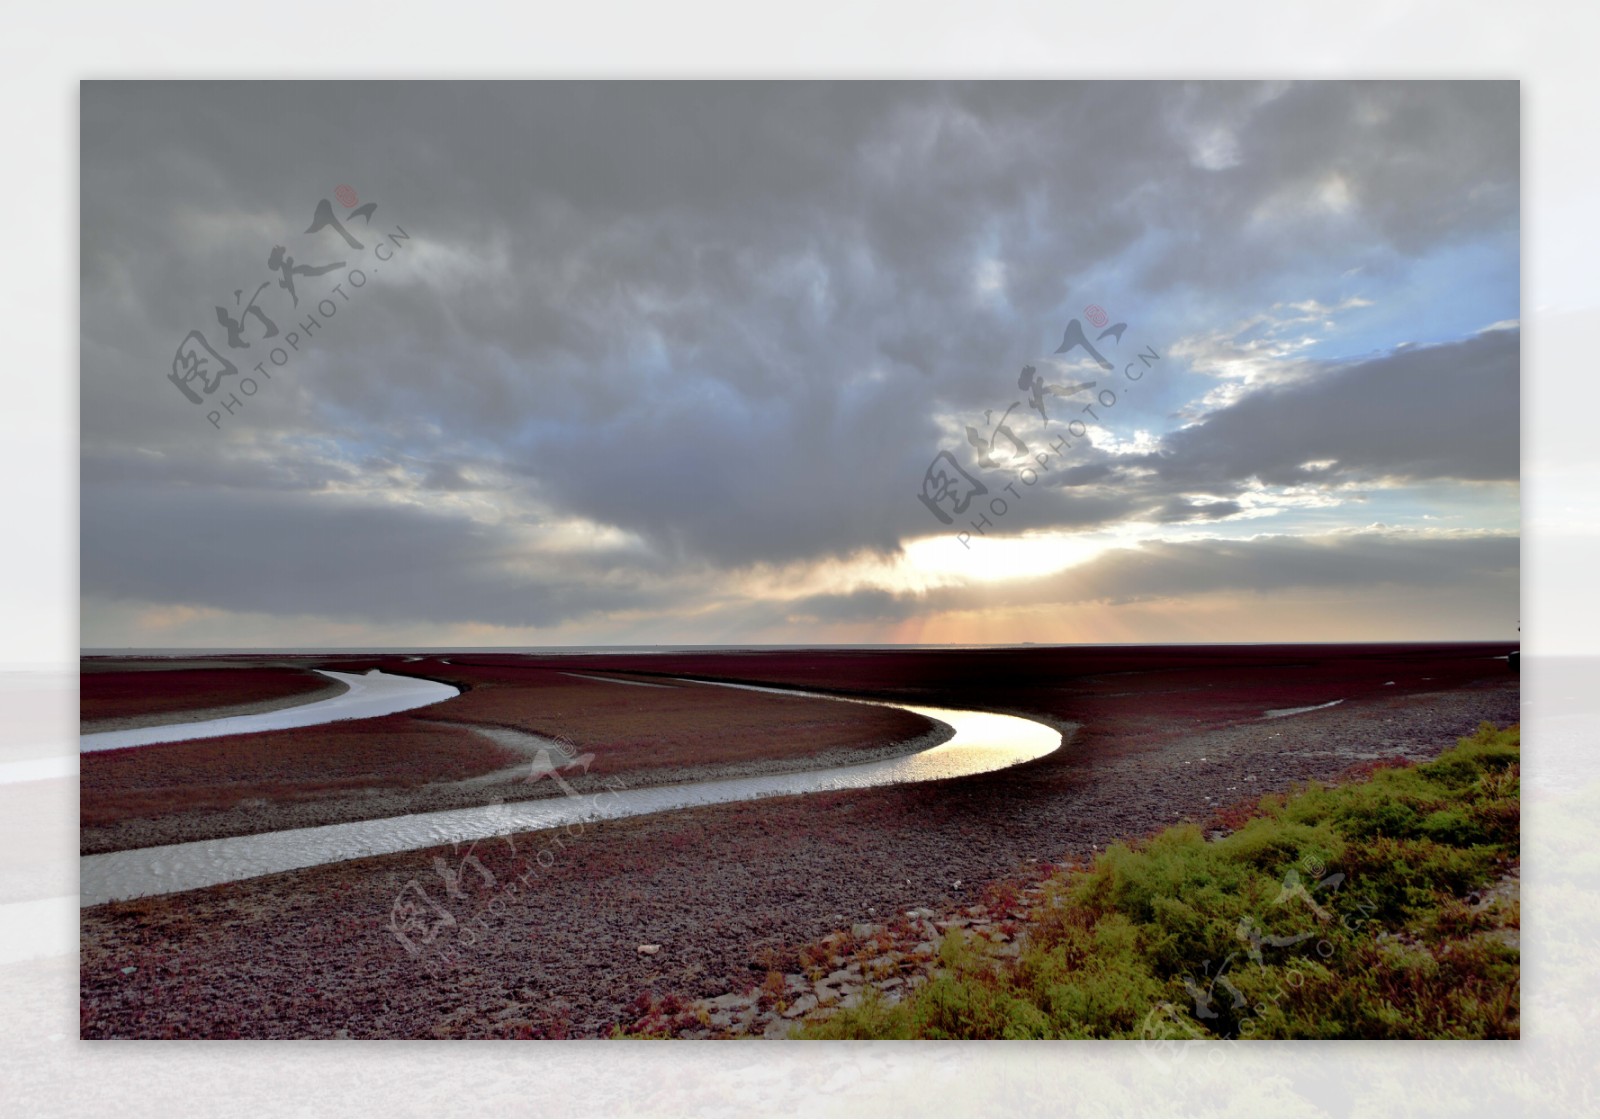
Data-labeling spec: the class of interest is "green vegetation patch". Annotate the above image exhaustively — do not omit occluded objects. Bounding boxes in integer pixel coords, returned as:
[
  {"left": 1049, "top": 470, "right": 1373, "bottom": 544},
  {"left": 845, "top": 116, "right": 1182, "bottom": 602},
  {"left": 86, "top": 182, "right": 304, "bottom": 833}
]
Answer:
[{"left": 801, "top": 723, "right": 1520, "bottom": 1040}]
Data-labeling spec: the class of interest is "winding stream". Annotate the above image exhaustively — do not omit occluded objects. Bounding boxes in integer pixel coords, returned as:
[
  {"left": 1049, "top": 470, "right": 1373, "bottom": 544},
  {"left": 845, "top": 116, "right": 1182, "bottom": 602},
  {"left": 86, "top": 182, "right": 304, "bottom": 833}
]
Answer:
[
  {"left": 80, "top": 670, "right": 461, "bottom": 753},
  {"left": 80, "top": 673, "right": 1065, "bottom": 906}
]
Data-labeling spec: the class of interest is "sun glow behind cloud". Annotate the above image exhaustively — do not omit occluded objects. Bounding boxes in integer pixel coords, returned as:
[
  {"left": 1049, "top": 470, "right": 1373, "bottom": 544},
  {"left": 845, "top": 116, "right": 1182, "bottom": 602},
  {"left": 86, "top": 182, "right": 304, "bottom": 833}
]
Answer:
[{"left": 901, "top": 531, "right": 1113, "bottom": 586}]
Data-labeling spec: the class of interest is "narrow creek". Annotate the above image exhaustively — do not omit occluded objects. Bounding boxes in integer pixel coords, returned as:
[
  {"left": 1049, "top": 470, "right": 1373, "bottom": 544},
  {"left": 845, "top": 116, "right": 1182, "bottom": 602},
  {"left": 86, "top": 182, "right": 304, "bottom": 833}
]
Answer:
[
  {"left": 80, "top": 673, "right": 1066, "bottom": 906},
  {"left": 80, "top": 670, "right": 461, "bottom": 753}
]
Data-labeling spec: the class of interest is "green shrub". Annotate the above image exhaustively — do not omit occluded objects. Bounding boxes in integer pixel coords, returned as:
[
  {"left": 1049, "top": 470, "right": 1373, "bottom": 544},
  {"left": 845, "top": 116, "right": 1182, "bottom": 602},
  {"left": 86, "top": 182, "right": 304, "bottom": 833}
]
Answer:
[{"left": 798, "top": 724, "right": 1520, "bottom": 1040}]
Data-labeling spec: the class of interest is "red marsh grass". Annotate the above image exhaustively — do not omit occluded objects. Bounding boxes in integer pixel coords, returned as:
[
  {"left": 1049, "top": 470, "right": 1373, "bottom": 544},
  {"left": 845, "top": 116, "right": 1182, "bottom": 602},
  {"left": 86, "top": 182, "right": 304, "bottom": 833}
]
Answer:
[
  {"left": 79, "top": 715, "right": 524, "bottom": 827},
  {"left": 498, "top": 642, "right": 1515, "bottom": 722},
  {"left": 411, "top": 663, "right": 937, "bottom": 778}
]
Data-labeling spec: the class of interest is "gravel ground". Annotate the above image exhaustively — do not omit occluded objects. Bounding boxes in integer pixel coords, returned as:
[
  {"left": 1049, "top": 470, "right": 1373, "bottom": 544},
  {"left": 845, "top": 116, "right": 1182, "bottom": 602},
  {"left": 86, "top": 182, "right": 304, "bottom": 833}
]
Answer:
[{"left": 79, "top": 671, "right": 1517, "bottom": 1039}]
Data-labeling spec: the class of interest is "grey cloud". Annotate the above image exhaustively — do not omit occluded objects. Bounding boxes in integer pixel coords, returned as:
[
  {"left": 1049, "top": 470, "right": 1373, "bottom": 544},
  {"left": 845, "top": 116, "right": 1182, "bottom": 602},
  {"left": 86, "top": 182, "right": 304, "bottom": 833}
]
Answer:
[
  {"left": 1140, "top": 80, "right": 1518, "bottom": 291},
  {"left": 1150, "top": 498, "right": 1244, "bottom": 523},
  {"left": 419, "top": 462, "right": 489, "bottom": 492},
  {"left": 1142, "top": 328, "right": 1520, "bottom": 489},
  {"left": 1053, "top": 530, "right": 1518, "bottom": 606},
  {"left": 80, "top": 485, "right": 673, "bottom": 629}
]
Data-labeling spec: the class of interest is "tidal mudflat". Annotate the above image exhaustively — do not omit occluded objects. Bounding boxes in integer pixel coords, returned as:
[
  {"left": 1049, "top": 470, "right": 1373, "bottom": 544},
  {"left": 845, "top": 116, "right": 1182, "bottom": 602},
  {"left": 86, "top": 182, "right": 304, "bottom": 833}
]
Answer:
[{"left": 79, "top": 642, "right": 1518, "bottom": 1039}]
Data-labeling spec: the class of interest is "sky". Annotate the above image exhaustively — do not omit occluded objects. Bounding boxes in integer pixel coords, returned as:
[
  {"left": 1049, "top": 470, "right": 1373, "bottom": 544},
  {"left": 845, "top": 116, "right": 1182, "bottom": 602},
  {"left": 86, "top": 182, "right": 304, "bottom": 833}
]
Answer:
[{"left": 79, "top": 80, "right": 1520, "bottom": 649}]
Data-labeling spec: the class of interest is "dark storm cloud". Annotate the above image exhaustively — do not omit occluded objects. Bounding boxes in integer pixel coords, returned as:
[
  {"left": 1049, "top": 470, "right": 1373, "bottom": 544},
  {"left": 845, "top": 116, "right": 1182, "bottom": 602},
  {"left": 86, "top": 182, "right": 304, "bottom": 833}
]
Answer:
[
  {"left": 79, "top": 81, "right": 1519, "bottom": 636},
  {"left": 1138, "top": 80, "right": 1520, "bottom": 293},
  {"left": 1135, "top": 327, "right": 1520, "bottom": 489}
]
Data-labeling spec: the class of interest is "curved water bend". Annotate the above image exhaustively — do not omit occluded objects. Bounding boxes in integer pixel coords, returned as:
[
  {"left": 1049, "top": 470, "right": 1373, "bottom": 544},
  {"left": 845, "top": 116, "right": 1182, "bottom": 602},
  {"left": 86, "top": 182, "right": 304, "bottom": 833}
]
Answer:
[
  {"left": 1262, "top": 698, "right": 1345, "bottom": 720},
  {"left": 80, "top": 670, "right": 461, "bottom": 753},
  {"left": 80, "top": 685, "right": 1064, "bottom": 906}
]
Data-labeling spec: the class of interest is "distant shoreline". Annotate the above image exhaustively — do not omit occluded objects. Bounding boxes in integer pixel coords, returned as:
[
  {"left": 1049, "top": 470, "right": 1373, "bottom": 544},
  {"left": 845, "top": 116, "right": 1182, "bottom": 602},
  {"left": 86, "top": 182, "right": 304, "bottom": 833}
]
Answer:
[{"left": 81, "top": 639, "right": 1523, "bottom": 658}]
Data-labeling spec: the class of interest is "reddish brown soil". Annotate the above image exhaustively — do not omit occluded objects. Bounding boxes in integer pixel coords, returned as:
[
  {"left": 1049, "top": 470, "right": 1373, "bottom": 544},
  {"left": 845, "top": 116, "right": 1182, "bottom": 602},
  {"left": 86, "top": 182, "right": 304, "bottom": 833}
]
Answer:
[
  {"left": 80, "top": 667, "right": 333, "bottom": 724},
  {"left": 79, "top": 643, "right": 1519, "bottom": 1039}
]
